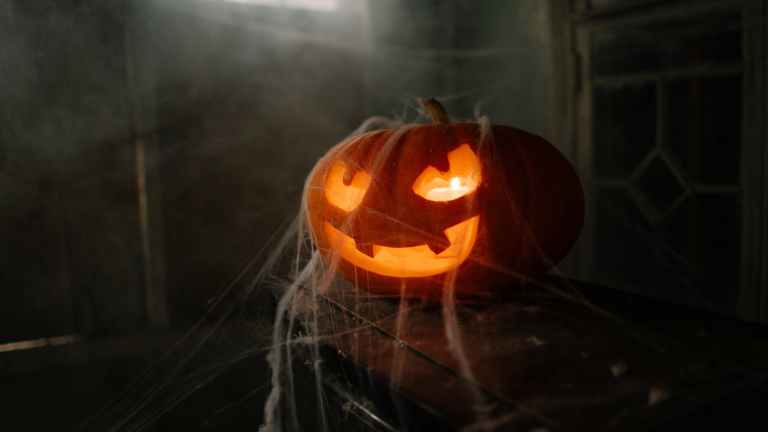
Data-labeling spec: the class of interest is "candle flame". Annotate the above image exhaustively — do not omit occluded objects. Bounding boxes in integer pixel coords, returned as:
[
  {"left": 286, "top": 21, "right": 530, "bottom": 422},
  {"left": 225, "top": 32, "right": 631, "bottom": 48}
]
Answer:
[{"left": 412, "top": 144, "right": 481, "bottom": 202}]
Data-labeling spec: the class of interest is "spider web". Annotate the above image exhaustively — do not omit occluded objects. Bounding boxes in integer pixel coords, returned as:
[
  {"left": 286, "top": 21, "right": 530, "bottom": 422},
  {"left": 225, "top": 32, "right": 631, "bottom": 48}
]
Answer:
[{"left": 79, "top": 109, "right": 670, "bottom": 432}]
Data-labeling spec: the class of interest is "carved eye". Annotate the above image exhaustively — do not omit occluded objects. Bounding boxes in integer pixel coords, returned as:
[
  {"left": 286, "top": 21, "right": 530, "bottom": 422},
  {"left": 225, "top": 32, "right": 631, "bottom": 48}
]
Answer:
[
  {"left": 324, "top": 161, "right": 372, "bottom": 212},
  {"left": 412, "top": 144, "right": 482, "bottom": 202}
]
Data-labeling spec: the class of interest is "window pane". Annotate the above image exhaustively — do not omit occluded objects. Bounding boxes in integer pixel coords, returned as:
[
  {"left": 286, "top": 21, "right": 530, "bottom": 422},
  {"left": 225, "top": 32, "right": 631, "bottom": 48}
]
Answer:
[
  {"left": 634, "top": 155, "right": 686, "bottom": 215},
  {"left": 666, "top": 76, "right": 741, "bottom": 185},
  {"left": 661, "top": 194, "right": 742, "bottom": 309},
  {"left": 697, "top": 194, "right": 741, "bottom": 307},
  {"left": 593, "top": 187, "right": 666, "bottom": 291},
  {"left": 593, "top": 83, "right": 656, "bottom": 178},
  {"left": 594, "top": 189, "right": 741, "bottom": 310}
]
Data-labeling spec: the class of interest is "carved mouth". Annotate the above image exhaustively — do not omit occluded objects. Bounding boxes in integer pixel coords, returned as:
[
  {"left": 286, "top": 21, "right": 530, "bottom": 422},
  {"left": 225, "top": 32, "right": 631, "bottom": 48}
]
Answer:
[{"left": 323, "top": 216, "right": 479, "bottom": 278}]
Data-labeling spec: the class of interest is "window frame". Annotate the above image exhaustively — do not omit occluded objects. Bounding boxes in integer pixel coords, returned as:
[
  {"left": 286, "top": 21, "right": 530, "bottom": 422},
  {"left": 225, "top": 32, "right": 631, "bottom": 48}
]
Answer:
[{"left": 568, "top": 0, "right": 768, "bottom": 321}]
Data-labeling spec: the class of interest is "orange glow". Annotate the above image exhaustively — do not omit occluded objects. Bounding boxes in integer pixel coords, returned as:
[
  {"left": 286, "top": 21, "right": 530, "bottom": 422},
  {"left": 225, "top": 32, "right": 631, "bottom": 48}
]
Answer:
[
  {"left": 324, "top": 216, "right": 479, "bottom": 278},
  {"left": 324, "top": 161, "right": 372, "bottom": 212},
  {"left": 412, "top": 144, "right": 481, "bottom": 202}
]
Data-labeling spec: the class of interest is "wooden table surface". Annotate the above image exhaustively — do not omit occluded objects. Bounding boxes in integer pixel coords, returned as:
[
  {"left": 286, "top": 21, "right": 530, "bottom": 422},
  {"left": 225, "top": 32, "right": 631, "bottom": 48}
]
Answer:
[{"left": 306, "top": 277, "right": 768, "bottom": 431}]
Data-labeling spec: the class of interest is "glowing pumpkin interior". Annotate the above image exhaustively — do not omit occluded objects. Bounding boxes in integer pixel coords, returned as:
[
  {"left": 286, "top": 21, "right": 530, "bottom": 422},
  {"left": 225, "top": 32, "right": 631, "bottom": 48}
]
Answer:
[{"left": 322, "top": 144, "right": 482, "bottom": 278}]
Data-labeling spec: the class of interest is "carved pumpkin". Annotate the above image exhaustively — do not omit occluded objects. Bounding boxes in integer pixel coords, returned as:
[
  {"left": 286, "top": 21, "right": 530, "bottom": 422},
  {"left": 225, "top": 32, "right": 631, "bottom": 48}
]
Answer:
[{"left": 304, "top": 99, "right": 584, "bottom": 298}]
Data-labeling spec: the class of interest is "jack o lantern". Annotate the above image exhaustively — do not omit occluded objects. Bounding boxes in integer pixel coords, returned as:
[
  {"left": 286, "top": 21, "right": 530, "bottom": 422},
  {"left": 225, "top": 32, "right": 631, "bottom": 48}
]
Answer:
[{"left": 304, "top": 99, "right": 584, "bottom": 298}]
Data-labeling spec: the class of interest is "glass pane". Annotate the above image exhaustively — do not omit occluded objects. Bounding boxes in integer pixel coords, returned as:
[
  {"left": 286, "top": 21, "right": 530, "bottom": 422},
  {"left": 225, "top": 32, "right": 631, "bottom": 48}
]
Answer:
[
  {"left": 634, "top": 155, "right": 686, "bottom": 215},
  {"left": 666, "top": 75, "right": 741, "bottom": 185},
  {"left": 695, "top": 194, "right": 741, "bottom": 308},
  {"left": 661, "top": 194, "right": 693, "bottom": 264},
  {"left": 594, "top": 188, "right": 741, "bottom": 309},
  {"left": 591, "top": 12, "right": 741, "bottom": 76},
  {"left": 593, "top": 187, "right": 656, "bottom": 287},
  {"left": 593, "top": 186, "right": 706, "bottom": 303},
  {"left": 593, "top": 83, "right": 656, "bottom": 178},
  {"left": 661, "top": 193, "right": 742, "bottom": 309}
]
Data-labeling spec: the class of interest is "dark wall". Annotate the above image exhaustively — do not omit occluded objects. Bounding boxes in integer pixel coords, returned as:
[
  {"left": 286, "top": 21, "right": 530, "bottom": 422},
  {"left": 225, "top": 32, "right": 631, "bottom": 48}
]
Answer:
[
  {"left": 0, "top": 0, "right": 145, "bottom": 341},
  {"left": 135, "top": 0, "right": 369, "bottom": 322},
  {"left": 366, "top": 0, "right": 561, "bottom": 144},
  {"left": 0, "top": 0, "right": 565, "bottom": 338},
  {"left": 129, "top": 0, "right": 563, "bottom": 323}
]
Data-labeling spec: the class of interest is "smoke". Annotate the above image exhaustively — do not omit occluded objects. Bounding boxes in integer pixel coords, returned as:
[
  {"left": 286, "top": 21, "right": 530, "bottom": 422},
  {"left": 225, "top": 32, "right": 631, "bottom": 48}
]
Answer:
[{"left": 71, "top": 1, "right": 601, "bottom": 430}]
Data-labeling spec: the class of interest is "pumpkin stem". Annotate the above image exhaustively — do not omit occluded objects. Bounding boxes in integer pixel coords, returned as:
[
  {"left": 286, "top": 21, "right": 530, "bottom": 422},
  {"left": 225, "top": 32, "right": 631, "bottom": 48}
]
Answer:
[{"left": 419, "top": 98, "right": 450, "bottom": 125}]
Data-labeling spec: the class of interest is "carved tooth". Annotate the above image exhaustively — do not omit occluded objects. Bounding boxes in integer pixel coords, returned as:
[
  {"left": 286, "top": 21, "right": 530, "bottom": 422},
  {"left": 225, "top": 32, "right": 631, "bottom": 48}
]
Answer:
[
  {"left": 356, "top": 242, "right": 375, "bottom": 257},
  {"left": 426, "top": 232, "right": 452, "bottom": 255}
]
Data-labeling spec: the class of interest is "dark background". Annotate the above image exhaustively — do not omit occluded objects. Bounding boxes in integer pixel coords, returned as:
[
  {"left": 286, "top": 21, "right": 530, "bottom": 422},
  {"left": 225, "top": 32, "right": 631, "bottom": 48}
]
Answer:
[{"left": 0, "top": 0, "right": 765, "bottom": 430}]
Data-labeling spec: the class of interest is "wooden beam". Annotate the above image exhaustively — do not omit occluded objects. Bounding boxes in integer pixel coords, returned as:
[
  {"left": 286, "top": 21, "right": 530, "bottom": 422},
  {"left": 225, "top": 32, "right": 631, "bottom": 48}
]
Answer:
[{"left": 124, "top": 2, "right": 169, "bottom": 327}]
